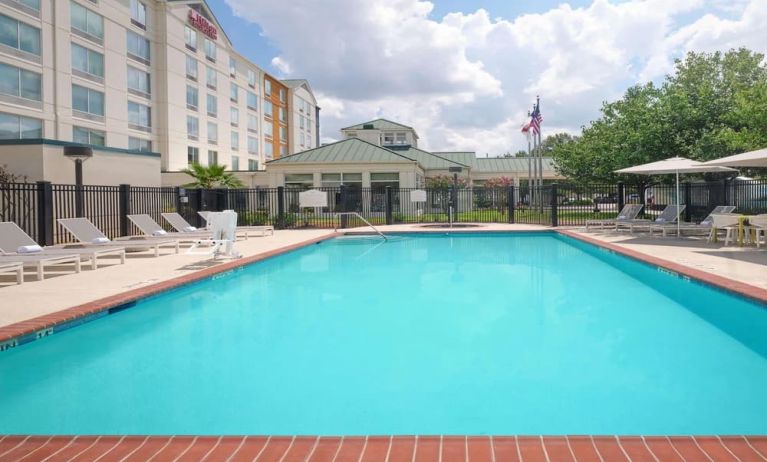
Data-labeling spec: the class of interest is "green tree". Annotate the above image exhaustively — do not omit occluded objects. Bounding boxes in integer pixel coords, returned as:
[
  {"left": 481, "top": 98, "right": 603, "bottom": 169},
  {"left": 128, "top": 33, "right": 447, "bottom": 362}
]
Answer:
[
  {"left": 182, "top": 163, "right": 245, "bottom": 189},
  {"left": 539, "top": 133, "right": 577, "bottom": 155},
  {"left": 550, "top": 48, "right": 767, "bottom": 183},
  {"left": 503, "top": 150, "right": 530, "bottom": 158}
]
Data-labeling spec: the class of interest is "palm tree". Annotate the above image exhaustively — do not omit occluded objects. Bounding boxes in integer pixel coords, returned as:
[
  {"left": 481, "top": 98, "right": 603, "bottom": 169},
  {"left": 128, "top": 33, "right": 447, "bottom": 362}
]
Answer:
[{"left": 182, "top": 163, "right": 245, "bottom": 189}]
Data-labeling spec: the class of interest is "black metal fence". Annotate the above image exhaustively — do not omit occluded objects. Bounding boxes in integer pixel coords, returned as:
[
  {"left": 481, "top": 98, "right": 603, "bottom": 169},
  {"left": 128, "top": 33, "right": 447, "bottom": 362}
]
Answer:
[{"left": 1, "top": 180, "right": 766, "bottom": 245}]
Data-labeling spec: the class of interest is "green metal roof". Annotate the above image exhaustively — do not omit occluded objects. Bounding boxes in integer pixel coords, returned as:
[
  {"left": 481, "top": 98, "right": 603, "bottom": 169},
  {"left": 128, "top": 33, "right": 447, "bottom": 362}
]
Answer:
[
  {"left": 389, "top": 147, "right": 468, "bottom": 170},
  {"left": 341, "top": 118, "right": 414, "bottom": 131},
  {"left": 433, "top": 152, "right": 557, "bottom": 173},
  {"left": 266, "top": 138, "right": 417, "bottom": 165}
]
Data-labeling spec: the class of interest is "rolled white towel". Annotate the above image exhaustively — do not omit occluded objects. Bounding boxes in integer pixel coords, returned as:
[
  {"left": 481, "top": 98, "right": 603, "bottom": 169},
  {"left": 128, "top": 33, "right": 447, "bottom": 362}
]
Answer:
[
  {"left": 17, "top": 245, "right": 42, "bottom": 254},
  {"left": 182, "top": 226, "right": 197, "bottom": 232},
  {"left": 91, "top": 237, "right": 110, "bottom": 244},
  {"left": 152, "top": 230, "right": 167, "bottom": 236}
]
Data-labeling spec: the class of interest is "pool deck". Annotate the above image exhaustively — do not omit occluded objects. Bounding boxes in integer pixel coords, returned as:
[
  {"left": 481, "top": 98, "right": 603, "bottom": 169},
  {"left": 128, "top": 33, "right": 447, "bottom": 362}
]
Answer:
[{"left": 1, "top": 435, "right": 765, "bottom": 461}]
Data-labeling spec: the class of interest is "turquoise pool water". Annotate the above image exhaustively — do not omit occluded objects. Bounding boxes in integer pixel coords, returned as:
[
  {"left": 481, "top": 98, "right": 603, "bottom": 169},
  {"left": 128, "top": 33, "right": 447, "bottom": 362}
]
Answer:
[{"left": 1, "top": 232, "right": 767, "bottom": 435}]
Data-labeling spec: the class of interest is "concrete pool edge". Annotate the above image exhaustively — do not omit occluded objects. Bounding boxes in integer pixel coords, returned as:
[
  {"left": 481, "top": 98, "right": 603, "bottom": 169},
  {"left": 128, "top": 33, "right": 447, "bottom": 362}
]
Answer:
[
  {"left": 0, "top": 435, "right": 765, "bottom": 461},
  {"left": 0, "top": 232, "right": 337, "bottom": 348},
  {"left": 557, "top": 229, "right": 767, "bottom": 305}
]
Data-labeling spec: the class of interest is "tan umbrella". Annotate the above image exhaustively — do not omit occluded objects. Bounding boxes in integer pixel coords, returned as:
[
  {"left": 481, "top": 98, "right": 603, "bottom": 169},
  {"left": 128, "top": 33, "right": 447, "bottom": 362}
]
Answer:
[
  {"left": 616, "top": 157, "right": 736, "bottom": 236},
  {"left": 703, "top": 147, "right": 767, "bottom": 168}
]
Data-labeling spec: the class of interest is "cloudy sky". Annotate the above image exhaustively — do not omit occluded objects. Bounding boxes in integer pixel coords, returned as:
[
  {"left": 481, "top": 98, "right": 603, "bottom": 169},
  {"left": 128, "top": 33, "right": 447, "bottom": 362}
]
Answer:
[{"left": 207, "top": 0, "right": 766, "bottom": 156}]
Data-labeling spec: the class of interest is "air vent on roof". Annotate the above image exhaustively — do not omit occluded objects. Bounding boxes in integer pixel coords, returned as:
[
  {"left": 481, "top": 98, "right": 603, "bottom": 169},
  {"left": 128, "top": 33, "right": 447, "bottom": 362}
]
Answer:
[{"left": 362, "top": 124, "right": 374, "bottom": 129}]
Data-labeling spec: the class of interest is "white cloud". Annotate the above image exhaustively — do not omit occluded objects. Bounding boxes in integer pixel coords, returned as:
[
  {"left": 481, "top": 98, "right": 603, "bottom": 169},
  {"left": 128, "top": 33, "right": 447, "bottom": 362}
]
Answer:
[{"left": 224, "top": 0, "right": 767, "bottom": 155}]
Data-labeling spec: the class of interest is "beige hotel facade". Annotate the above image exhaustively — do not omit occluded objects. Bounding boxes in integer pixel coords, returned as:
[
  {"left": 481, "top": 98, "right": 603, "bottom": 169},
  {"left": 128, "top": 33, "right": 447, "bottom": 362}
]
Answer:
[{"left": 0, "top": 0, "right": 319, "bottom": 186}]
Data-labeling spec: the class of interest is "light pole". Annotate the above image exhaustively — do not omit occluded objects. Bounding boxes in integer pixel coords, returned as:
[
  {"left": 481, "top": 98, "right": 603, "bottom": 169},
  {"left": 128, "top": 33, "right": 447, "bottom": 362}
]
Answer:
[
  {"left": 64, "top": 146, "right": 93, "bottom": 217},
  {"left": 448, "top": 166, "right": 463, "bottom": 226}
]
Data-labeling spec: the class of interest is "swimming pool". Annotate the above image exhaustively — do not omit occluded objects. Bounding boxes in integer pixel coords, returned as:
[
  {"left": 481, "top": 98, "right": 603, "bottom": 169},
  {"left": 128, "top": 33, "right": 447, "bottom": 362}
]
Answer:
[{"left": 1, "top": 232, "right": 766, "bottom": 435}]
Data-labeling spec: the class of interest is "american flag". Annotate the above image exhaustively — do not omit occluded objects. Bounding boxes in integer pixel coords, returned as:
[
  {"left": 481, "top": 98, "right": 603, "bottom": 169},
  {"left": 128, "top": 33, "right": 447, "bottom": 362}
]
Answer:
[{"left": 530, "top": 102, "right": 543, "bottom": 135}]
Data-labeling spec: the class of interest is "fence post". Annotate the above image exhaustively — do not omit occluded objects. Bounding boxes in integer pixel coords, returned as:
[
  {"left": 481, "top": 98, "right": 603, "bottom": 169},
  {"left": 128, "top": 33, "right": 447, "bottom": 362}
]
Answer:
[
  {"left": 118, "top": 184, "right": 130, "bottom": 237},
  {"left": 550, "top": 183, "right": 558, "bottom": 227},
  {"left": 277, "top": 186, "right": 286, "bottom": 229},
  {"left": 722, "top": 178, "right": 729, "bottom": 207},
  {"left": 36, "top": 181, "right": 53, "bottom": 246},
  {"left": 684, "top": 182, "right": 692, "bottom": 222},
  {"left": 339, "top": 185, "right": 348, "bottom": 229},
  {"left": 385, "top": 186, "right": 393, "bottom": 225},
  {"left": 617, "top": 182, "right": 625, "bottom": 211},
  {"left": 507, "top": 187, "right": 515, "bottom": 223},
  {"left": 215, "top": 188, "right": 228, "bottom": 211}
]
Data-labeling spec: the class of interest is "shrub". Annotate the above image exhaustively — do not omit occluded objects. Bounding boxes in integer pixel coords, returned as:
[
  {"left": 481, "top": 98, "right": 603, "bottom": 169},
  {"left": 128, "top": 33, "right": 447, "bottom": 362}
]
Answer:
[{"left": 240, "top": 211, "right": 268, "bottom": 225}]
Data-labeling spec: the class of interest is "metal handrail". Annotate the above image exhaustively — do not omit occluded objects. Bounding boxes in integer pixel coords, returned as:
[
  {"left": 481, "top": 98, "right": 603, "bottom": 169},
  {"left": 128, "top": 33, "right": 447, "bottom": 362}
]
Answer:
[{"left": 334, "top": 212, "right": 387, "bottom": 240}]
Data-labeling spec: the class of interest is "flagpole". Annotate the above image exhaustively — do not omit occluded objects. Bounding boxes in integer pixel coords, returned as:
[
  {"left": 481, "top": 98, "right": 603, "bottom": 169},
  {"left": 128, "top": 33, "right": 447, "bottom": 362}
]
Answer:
[
  {"left": 526, "top": 111, "right": 532, "bottom": 206},
  {"left": 532, "top": 126, "right": 538, "bottom": 207},
  {"left": 536, "top": 96, "right": 544, "bottom": 213}
]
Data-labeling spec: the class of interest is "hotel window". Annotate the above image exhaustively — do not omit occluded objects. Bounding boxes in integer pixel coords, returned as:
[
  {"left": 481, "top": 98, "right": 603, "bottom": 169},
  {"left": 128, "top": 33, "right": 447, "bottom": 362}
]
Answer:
[
  {"left": 207, "top": 121, "right": 217, "bottom": 144},
  {"left": 321, "top": 173, "right": 362, "bottom": 188},
  {"left": 127, "top": 66, "right": 150, "bottom": 96},
  {"left": 126, "top": 31, "right": 150, "bottom": 64},
  {"left": 186, "top": 115, "right": 198, "bottom": 139},
  {"left": 263, "top": 100, "right": 272, "bottom": 118},
  {"left": 12, "top": 0, "right": 40, "bottom": 12},
  {"left": 130, "top": 0, "right": 147, "bottom": 29},
  {"left": 279, "top": 126, "right": 286, "bottom": 141},
  {"left": 231, "top": 131, "right": 239, "bottom": 150},
  {"left": 247, "top": 136, "right": 257, "bottom": 154},
  {"left": 203, "top": 38, "right": 216, "bottom": 61},
  {"left": 247, "top": 69, "right": 256, "bottom": 87},
  {"left": 248, "top": 159, "right": 257, "bottom": 171},
  {"left": 264, "top": 143, "right": 273, "bottom": 159},
  {"left": 280, "top": 145, "right": 286, "bottom": 157},
  {"left": 279, "top": 107, "right": 286, "bottom": 123},
  {"left": 247, "top": 114, "right": 257, "bottom": 133},
  {"left": 231, "top": 155, "right": 239, "bottom": 170},
  {"left": 71, "top": 2, "right": 103, "bottom": 41},
  {"left": 370, "top": 172, "right": 400, "bottom": 189},
  {"left": 206, "top": 94, "right": 217, "bottom": 117},
  {"left": 300, "top": 133, "right": 304, "bottom": 146},
  {"left": 247, "top": 91, "right": 257, "bottom": 110},
  {"left": 186, "top": 85, "right": 198, "bottom": 110},
  {"left": 230, "top": 83, "right": 238, "bottom": 102},
  {"left": 230, "top": 107, "right": 239, "bottom": 126},
  {"left": 71, "top": 43, "right": 104, "bottom": 78},
  {"left": 187, "top": 146, "right": 199, "bottom": 164},
  {"left": 229, "top": 57, "right": 236, "bottom": 76},
  {"left": 0, "top": 14, "right": 41, "bottom": 56},
  {"left": 0, "top": 112, "right": 41, "bottom": 139},
  {"left": 306, "top": 117, "right": 311, "bottom": 132},
  {"left": 185, "top": 55, "right": 197, "bottom": 80},
  {"left": 299, "top": 115, "right": 304, "bottom": 129},
  {"left": 207, "top": 149, "right": 217, "bottom": 165},
  {"left": 127, "top": 101, "right": 151, "bottom": 130},
  {"left": 285, "top": 174, "right": 313, "bottom": 189},
  {"left": 184, "top": 26, "right": 197, "bottom": 51},
  {"left": 128, "top": 136, "right": 151, "bottom": 152},
  {"left": 0, "top": 63, "right": 41, "bottom": 101},
  {"left": 73, "top": 126, "right": 105, "bottom": 146},
  {"left": 206, "top": 66, "right": 216, "bottom": 89},
  {"left": 264, "top": 80, "right": 271, "bottom": 96},
  {"left": 263, "top": 122, "right": 273, "bottom": 138},
  {"left": 279, "top": 89, "right": 286, "bottom": 102},
  {"left": 396, "top": 132, "right": 407, "bottom": 144},
  {"left": 71, "top": 84, "right": 103, "bottom": 116},
  {"left": 382, "top": 132, "right": 395, "bottom": 144}
]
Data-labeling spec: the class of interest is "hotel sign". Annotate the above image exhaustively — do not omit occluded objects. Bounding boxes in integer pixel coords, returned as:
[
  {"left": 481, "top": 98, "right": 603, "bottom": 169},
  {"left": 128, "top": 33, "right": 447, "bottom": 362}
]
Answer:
[{"left": 188, "top": 10, "right": 217, "bottom": 40}]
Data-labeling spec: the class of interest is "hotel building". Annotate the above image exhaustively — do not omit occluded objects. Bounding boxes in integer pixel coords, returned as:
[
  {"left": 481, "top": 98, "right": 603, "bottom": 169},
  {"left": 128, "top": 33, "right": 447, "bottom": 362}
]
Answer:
[{"left": 0, "top": 0, "right": 319, "bottom": 186}]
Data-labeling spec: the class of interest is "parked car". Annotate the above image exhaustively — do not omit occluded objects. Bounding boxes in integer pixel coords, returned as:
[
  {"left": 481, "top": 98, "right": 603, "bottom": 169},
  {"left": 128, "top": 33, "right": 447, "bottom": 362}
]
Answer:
[{"left": 594, "top": 194, "right": 617, "bottom": 204}]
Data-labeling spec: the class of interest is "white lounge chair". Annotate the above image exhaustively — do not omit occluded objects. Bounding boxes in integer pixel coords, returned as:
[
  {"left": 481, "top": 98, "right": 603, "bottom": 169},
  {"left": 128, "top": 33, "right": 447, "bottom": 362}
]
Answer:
[
  {"left": 585, "top": 204, "right": 643, "bottom": 230},
  {"left": 616, "top": 205, "right": 686, "bottom": 234},
  {"left": 0, "top": 254, "right": 81, "bottom": 281},
  {"left": 127, "top": 214, "right": 215, "bottom": 243},
  {"left": 649, "top": 206, "right": 736, "bottom": 237},
  {"left": 747, "top": 214, "right": 767, "bottom": 248},
  {"left": 198, "top": 211, "right": 274, "bottom": 236},
  {"left": 0, "top": 221, "right": 125, "bottom": 271},
  {"left": 709, "top": 214, "right": 741, "bottom": 245},
  {"left": 161, "top": 212, "right": 251, "bottom": 240},
  {"left": 58, "top": 218, "right": 179, "bottom": 257},
  {"left": 0, "top": 261, "right": 24, "bottom": 284}
]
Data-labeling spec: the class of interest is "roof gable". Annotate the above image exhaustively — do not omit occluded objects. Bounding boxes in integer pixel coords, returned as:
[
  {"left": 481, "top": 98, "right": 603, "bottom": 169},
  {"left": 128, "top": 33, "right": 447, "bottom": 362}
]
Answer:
[
  {"left": 341, "top": 118, "right": 415, "bottom": 131},
  {"left": 389, "top": 146, "right": 469, "bottom": 170}
]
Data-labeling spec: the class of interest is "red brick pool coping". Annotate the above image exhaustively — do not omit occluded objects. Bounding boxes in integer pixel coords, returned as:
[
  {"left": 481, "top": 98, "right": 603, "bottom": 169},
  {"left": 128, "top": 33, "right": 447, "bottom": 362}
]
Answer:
[{"left": 1, "top": 435, "right": 765, "bottom": 461}]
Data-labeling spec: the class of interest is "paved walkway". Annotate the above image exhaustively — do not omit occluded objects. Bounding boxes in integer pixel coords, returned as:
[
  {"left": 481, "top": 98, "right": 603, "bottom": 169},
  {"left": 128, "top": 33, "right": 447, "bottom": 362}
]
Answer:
[{"left": 0, "top": 435, "right": 764, "bottom": 461}]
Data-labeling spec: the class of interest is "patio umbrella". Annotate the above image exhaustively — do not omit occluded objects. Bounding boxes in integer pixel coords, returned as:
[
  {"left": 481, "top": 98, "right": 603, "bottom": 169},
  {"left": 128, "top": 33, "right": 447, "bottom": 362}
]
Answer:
[
  {"left": 615, "top": 157, "right": 736, "bottom": 236},
  {"left": 703, "top": 147, "right": 767, "bottom": 167}
]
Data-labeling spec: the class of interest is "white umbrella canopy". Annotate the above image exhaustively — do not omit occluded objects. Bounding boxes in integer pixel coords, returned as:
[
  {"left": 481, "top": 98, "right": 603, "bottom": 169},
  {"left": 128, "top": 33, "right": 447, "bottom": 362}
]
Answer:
[
  {"left": 615, "top": 157, "right": 736, "bottom": 236},
  {"left": 703, "top": 147, "right": 767, "bottom": 168}
]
